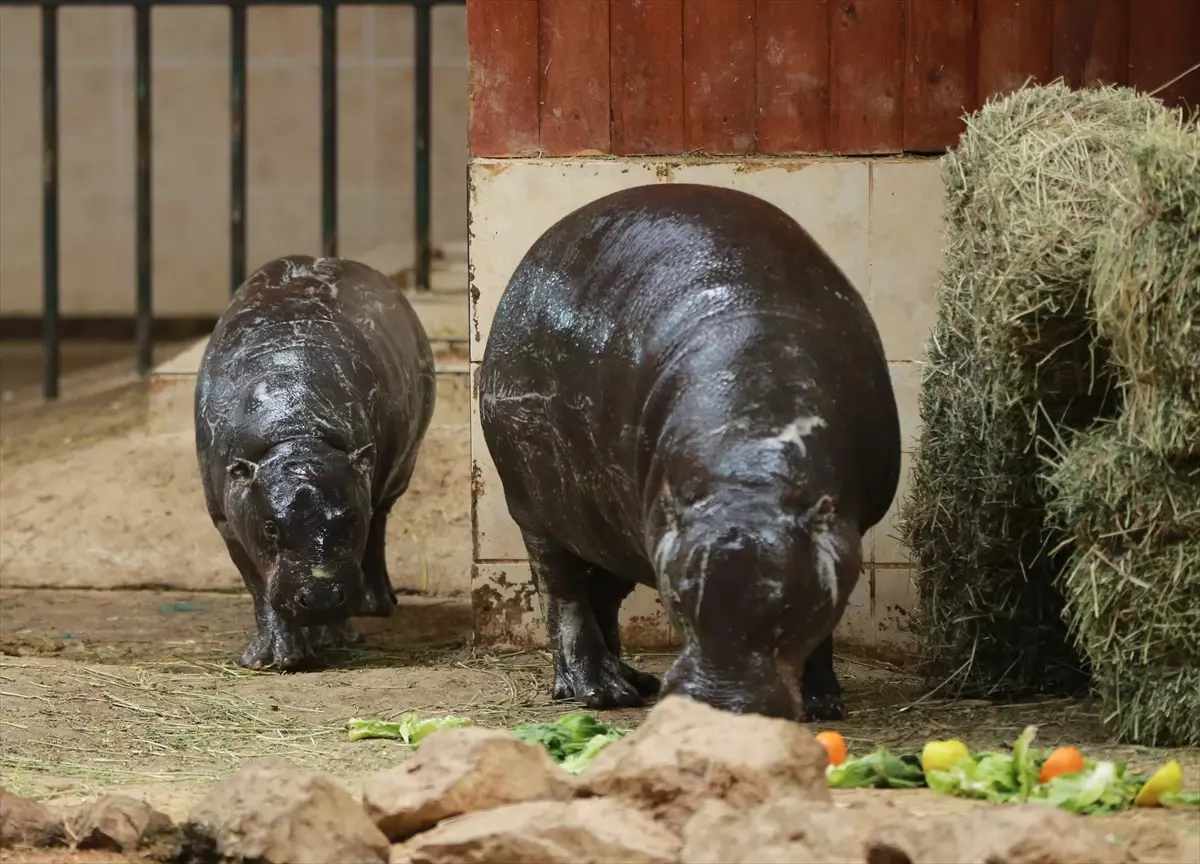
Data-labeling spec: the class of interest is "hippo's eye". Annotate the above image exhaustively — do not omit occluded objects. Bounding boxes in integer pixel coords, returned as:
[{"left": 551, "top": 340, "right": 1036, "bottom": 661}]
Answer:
[{"left": 264, "top": 521, "right": 279, "bottom": 540}]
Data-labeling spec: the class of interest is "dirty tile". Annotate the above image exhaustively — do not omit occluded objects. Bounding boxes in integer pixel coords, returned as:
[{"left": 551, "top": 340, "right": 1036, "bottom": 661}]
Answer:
[
  {"left": 834, "top": 562, "right": 876, "bottom": 646},
  {"left": 58, "top": 6, "right": 118, "bottom": 64},
  {"left": 247, "top": 66, "right": 320, "bottom": 189},
  {"left": 0, "top": 8, "right": 39, "bottom": 67},
  {"left": 470, "top": 562, "right": 676, "bottom": 651},
  {"left": 0, "top": 65, "right": 40, "bottom": 200},
  {"left": 59, "top": 68, "right": 121, "bottom": 196},
  {"left": 337, "top": 67, "right": 376, "bottom": 191},
  {"left": 869, "top": 159, "right": 945, "bottom": 361},
  {"left": 60, "top": 193, "right": 135, "bottom": 315},
  {"left": 152, "top": 6, "right": 228, "bottom": 63},
  {"left": 247, "top": 5, "right": 318, "bottom": 62},
  {"left": 469, "top": 364, "right": 529, "bottom": 561},
  {"left": 153, "top": 66, "right": 229, "bottom": 199},
  {"left": 836, "top": 565, "right": 916, "bottom": 654},
  {"left": 0, "top": 191, "right": 42, "bottom": 315},
  {"left": 152, "top": 190, "right": 230, "bottom": 316},
  {"left": 673, "top": 160, "right": 871, "bottom": 296},
  {"left": 467, "top": 159, "right": 661, "bottom": 361},
  {"left": 247, "top": 188, "right": 322, "bottom": 270},
  {"left": 889, "top": 361, "right": 922, "bottom": 452},
  {"left": 873, "top": 452, "right": 914, "bottom": 566}
]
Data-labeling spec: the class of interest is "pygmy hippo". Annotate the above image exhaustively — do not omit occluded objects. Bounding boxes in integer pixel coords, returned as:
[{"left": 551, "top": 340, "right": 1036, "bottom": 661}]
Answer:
[
  {"left": 196, "top": 255, "right": 436, "bottom": 670},
  {"left": 479, "top": 184, "right": 901, "bottom": 721}
]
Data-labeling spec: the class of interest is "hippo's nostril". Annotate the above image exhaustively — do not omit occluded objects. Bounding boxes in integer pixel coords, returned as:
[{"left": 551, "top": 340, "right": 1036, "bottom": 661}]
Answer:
[{"left": 330, "top": 584, "right": 346, "bottom": 606}]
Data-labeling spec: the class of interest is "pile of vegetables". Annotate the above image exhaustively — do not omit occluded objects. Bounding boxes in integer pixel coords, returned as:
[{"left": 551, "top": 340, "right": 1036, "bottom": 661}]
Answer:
[
  {"left": 347, "top": 712, "right": 1197, "bottom": 814},
  {"left": 817, "top": 726, "right": 1198, "bottom": 814},
  {"left": 346, "top": 711, "right": 627, "bottom": 774}
]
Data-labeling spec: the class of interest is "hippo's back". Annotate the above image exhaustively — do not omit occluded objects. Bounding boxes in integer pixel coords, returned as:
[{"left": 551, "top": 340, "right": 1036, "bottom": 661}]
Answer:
[
  {"left": 480, "top": 184, "right": 899, "bottom": 570},
  {"left": 196, "top": 255, "right": 435, "bottom": 511}
]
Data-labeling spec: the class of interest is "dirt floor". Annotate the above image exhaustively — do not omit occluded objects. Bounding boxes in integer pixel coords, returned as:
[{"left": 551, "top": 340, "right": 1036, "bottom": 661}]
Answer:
[{"left": 2, "top": 347, "right": 1199, "bottom": 863}]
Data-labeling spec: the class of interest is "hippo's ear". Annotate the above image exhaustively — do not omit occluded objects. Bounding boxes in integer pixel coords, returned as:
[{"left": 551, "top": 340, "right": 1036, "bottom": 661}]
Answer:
[
  {"left": 350, "top": 443, "right": 375, "bottom": 477},
  {"left": 227, "top": 457, "right": 259, "bottom": 486}
]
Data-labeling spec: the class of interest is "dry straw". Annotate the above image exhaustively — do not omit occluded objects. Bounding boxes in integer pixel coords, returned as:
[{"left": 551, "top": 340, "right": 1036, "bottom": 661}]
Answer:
[{"left": 900, "top": 82, "right": 1200, "bottom": 745}]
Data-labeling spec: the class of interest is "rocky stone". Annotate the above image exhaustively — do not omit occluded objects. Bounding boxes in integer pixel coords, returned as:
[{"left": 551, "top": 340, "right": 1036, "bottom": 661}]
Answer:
[
  {"left": 66, "top": 794, "right": 177, "bottom": 854},
  {"left": 581, "top": 694, "right": 831, "bottom": 832},
  {"left": 391, "top": 798, "right": 680, "bottom": 864},
  {"left": 185, "top": 756, "right": 390, "bottom": 864},
  {"left": 0, "top": 786, "right": 63, "bottom": 849},
  {"left": 363, "top": 727, "right": 574, "bottom": 841},
  {"left": 683, "top": 798, "right": 888, "bottom": 864},
  {"left": 864, "top": 805, "right": 1134, "bottom": 864}
]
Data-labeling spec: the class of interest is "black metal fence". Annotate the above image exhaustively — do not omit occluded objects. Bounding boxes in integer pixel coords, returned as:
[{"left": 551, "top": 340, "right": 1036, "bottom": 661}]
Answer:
[{"left": 1, "top": 0, "right": 464, "bottom": 400}]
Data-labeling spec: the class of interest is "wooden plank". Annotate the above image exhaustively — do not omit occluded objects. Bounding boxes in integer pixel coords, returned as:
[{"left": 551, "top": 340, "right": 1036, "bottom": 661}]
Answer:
[
  {"left": 829, "top": 0, "right": 906, "bottom": 154},
  {"left": 1129, "top": 0, "right": 1200, "bottom": 114},
  {"left": 539, "top": 0, "right": 612, "bottom": 155},
  {"left": 904, "top": 0, "right": 976, "bottom": 152},
  {"left": 683, "top": 0, "right": 757, "bottom": 153},
  {"left": 611, "top": 0, "right": 685, "bottom": 155},
  {"left": 756, "top": 0, "right": 830, "bottom": 154},
  {"left": 977, "top": 0, "right": 1054, "bottom": 102},
  {"left": 467, "top": 0, "right": 540, "bottom": 156},
  {"left": 1051, "top": 0, "right": 1129, "bottom": 88}
]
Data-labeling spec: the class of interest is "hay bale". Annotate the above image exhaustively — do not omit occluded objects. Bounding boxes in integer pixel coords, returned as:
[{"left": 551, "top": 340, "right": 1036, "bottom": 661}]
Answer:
[
  {"left": 901, "top": 83, "right": 1164, "bottom": 696},
  {"left": 1055, "top": 538, "right": 1200, "bottom": 745},
  {"left": 1092, "top": 117, "right": 1200, "bottom": 456},
  {"left": 1044, "top": 425, "right": 1200, "bottom": 552}
]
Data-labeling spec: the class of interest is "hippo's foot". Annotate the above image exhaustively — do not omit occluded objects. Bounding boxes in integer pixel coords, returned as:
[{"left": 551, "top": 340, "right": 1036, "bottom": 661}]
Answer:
[
  {"left": 552, "top": 652, "right": 660, "bottom": 709},
  {"left": 802, "top": 692, "right": 846, "bottom": 723},
  {"left": 237, "top": 624, "right": 324, "bottom": 672},
  {"left": 309, "top": 619, "right": 364, "bottom": 649},
  {"left": 360, "top": 577, "right": 399, "bottom": 617}
]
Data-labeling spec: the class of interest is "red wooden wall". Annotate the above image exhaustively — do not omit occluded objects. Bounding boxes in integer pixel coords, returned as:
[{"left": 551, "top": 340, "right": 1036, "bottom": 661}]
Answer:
[{"left": 467, "top": 0, "right": 1200, "bottom": 157}]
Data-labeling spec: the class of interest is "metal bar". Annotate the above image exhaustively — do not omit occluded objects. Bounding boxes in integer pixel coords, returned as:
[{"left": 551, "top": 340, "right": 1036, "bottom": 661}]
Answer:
[
  {"left": 135, "top": 3, "right": 153, "bottom": 375},
  {"left": 229, "top": 1, "right": 247, "bottom": 294},
  {"left": 413, "top": 1, "right": 432, "bottom": 292},
  {"left": 320, "top": 2, "right": 337, "bottom": 257},
  {"left": 42, "top": 3, "right": 60, "bottom": 401},
  {"left": 0, "top": 1, "right": 466, "bottom": 6}
]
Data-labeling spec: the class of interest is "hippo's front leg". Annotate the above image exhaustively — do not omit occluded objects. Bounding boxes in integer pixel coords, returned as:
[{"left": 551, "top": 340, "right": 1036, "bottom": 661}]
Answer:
[
  {"left": 524, "top": 532, "right": 647, "bottom": 709},
  {"left": 801, "top": 634, "right": 845, "bottom": 722},
  {"left": 216, "top": 524, "right": 320, "bottom": 671}
]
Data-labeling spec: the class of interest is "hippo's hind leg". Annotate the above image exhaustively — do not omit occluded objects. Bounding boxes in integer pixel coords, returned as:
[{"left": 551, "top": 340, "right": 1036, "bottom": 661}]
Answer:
[
  {"left": 801, "top": 634, "right": 845, "bottom": 722},
  {"left": 589, "top": 574, "right": 661, "bottom": 698},
  {"left": 361, "top": 492, "right": 419, "bottom": 618},
  {"left": 216, "top": 522, "right": 320, "bottom": 671},
  {"left": 523, "top": 531, "right": 647, "bottom": 709}
]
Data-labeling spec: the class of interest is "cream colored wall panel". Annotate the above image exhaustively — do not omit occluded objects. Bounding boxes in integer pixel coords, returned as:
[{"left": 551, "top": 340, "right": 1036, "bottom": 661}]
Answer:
[{"left": 869, "top": 160, "right": 945, "bottom": 362}]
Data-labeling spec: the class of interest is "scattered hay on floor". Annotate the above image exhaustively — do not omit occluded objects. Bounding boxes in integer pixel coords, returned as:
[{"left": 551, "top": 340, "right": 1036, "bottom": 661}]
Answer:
[{"left": 900, "top": 83, "right": 1164, "bottom": 697}]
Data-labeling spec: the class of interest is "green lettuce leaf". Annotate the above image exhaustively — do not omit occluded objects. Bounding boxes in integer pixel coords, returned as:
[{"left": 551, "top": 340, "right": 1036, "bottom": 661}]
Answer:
[
  {"left": 346, "top": 713, "right": 473, "bottom": 745},
  {"left": 1161, "top": 789, "right": 1200, "bottom": 809},
  {"left": 1029, "top": 760, "right": 1138, "bottom": 815},
  {"left": 826, "top": 747, "right": 926, "bottom": 789},
  {"left": 513, "top": 712, "right": 627, "bottom": 769}
]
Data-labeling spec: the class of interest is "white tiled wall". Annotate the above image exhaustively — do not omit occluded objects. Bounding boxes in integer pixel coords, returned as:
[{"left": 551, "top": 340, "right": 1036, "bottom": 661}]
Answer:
[{"left": 468, "top": 157, "right": 944, "bottom": 654}]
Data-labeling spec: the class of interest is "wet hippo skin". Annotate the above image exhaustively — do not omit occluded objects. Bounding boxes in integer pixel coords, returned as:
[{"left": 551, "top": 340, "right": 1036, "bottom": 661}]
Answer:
[
  {"left": 479, "top": 184, "right": 901, "bottom": 722},
  {"left": 196, "top": 255, "right": 436, "bottom": 671}
]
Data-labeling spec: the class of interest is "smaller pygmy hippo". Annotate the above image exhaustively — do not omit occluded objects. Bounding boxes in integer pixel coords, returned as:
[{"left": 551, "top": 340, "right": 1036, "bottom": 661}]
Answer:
[
  {"left": 480, "top": 184, "right": 901, "bottom": 722},
  {"left": 195, "top": 255, "right": 435, "bottom": 670}
]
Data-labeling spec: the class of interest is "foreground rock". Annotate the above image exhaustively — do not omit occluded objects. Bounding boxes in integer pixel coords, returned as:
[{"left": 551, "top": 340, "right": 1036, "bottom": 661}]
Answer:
[
  {"left": 185, "top": 756, "right": 390, "bottom": 864},
  {"left": 66, "top": 794, "right": 178, "bottom": 856},
  {"left": 865, "top": 805, "right": 1133, "bottom": 864},
  {"left": 683, "top": 798, "right": 886, "bottom": 863},
  {"left": 392, "top": 798, "right": 680, "bottom": 864},
  {"left": 0, "top": 787, "right": 63, "bottom": 849},
  {"left": 364, "top": 727, "right": 574, "bottom": 841},
  {"left": 581, "top": 695, "right": 831, "bottom": 832}
]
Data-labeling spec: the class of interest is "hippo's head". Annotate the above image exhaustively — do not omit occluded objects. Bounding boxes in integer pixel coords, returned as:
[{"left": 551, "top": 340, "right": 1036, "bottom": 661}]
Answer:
[
  {"left": 223, "top": 438, "right": 376, "bottom": 625},
  {"left": 653, "top": 474, "right": 863, "bottom": 721}
]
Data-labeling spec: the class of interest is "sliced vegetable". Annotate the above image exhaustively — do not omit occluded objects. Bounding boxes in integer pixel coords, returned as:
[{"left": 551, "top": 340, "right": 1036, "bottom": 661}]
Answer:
[
  {"left": 1135, "top": 760, "right": 1183, "bottom": 808},
  {"left": 815, "top": 731, "right": 848, "bottom": 767},
  {"left": 1031, "top": 760, "right": 1138, "bottom": 815},
  {"left": 826, "top": 747, "right": 926, "bottom": 789},
  {"left": 1039, "top": 746, "right": 1086, "bottom": 784},
  {"left": 346, "top": 713, "right": 473, "bottom": 745},
  {"left": 920, "top": 738, "right": 970, "bottom": 774}
]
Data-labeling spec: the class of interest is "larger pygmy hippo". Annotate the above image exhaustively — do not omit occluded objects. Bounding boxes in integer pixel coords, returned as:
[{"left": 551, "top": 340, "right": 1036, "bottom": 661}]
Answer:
[
  {"left": 196, "top": 255, "right": 435, "bottom": 670},
  {"left": 479, "top": 184, "right": 901, "bottom": 722}
]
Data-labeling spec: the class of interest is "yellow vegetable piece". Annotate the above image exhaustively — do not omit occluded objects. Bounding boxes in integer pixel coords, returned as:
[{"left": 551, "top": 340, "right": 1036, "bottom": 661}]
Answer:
[
  {"left": 1135, "top": 760, "right": 1183, "bottom": 807},
  {"left": 921, "top": 739, "right": 971, "bottom": 774}
]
